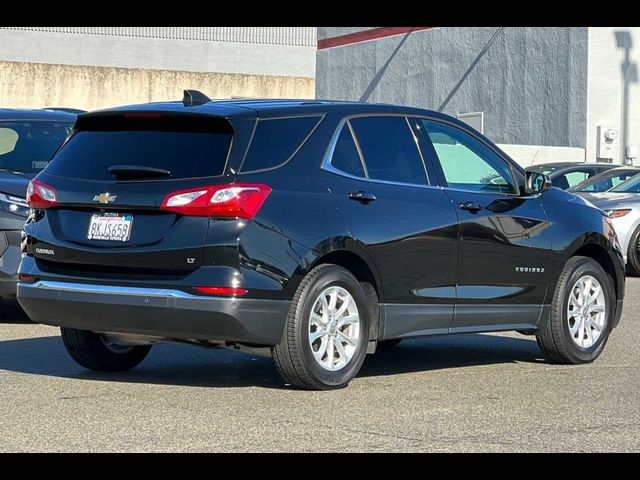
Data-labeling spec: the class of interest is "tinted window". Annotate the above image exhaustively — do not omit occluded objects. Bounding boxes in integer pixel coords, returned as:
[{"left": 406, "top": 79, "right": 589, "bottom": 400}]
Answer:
[
  {"left": 349, "top": 117, "right": 427, "bottom": 184},
  {"left": 611, "top": 172, "right": 638, "bottom": 187},
  {"left": 564, "top": 171, "right": 589, "bottom": 187},
  {"left": 46, "top": 115, "right": 233, "bottom": 180},
  {"left": 611, "top": 173, "right": 640, "bottom": 193},
  {"left": 0, "top": 121, "right": 73, "bottom": 174},
  {"left": 572, "top": 169, "right": 636, "bottom": 192},
  {"left": 330, "top": 125, "right": 365, "bottom": 177},
  {"left": 421, "top": 120, "right": 516, "bottom": 194},
  {"left": 241, "top": 116, "right": 321, "bottom": 172}
]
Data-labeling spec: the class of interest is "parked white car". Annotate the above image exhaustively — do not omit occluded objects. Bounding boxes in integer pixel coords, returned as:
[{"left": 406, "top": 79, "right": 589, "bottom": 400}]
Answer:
[{"left": 579, "top": 173, "right": 640, "bottom": 275}]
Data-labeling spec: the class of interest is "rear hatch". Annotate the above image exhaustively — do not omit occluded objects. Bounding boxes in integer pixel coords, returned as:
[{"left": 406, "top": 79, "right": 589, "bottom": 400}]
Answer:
[{"left": 30, "top": 112, "right": 237, "bottom": 277}]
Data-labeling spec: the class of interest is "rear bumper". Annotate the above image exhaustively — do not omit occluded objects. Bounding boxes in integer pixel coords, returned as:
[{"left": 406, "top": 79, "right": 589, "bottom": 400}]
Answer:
[{"left": 17, "top": 281, "right": 290, "bottom": 345}]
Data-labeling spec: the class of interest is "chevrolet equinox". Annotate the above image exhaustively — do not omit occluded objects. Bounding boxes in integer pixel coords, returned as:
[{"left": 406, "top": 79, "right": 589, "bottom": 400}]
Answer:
[{"left": 17, "top": 91, "right": 625, "bottom": 390}]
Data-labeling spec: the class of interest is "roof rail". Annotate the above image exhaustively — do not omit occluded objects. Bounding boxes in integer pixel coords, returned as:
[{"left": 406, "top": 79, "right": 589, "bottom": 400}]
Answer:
[{"left": 183, "top": 90, "right": 211, "bottom": 107}]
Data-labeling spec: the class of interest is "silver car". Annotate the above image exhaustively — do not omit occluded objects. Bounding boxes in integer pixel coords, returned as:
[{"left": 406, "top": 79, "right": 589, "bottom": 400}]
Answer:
[{"left": 579, "top": 173, "right": 640, "bottom": 275}]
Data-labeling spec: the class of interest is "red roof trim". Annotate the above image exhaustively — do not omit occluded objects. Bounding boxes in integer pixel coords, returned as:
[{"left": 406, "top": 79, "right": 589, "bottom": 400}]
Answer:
[{"left": 317, "top": 27, "right": 434, "bottom": 50}]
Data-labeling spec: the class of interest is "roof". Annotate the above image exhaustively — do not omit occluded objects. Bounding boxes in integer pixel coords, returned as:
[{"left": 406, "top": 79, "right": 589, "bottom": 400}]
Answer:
[
  {"left": 81, "top": 98, "right": 458, "bottom": 121},
  {"left": 0, "top": 108, "right": 79, "bottom": 121}
]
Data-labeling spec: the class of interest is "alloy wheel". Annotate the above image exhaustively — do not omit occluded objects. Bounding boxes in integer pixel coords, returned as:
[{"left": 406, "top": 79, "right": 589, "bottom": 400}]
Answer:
[{"left": 308, "top": 286, "right": 361, "bottom": 371}]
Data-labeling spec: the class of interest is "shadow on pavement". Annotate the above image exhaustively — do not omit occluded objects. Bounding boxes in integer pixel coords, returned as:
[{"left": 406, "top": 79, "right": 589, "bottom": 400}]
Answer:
[{"left": 0, "top": 331, "right": 544, "bottom": 390}]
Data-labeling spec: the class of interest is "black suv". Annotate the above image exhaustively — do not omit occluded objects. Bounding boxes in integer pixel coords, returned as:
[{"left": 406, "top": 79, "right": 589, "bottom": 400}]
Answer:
[{"left": 17, "top": 92, "right": 625, "bottom": 390}]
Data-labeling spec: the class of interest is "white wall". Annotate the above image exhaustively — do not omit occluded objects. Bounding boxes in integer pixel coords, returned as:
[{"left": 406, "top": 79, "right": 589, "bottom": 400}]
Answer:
[
  {"left": 586, "top": 27, "right": 640, "bottom": 164},
  {"left": 497, "top": 144, "right": 586, "bottom": 168},
  {"left": 0, "top": 28, "right": 316, "bottom": 78}
]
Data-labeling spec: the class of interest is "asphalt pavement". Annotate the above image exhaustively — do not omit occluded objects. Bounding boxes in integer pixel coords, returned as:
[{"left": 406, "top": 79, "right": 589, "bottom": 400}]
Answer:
[{"left": 1, "top": 280, "right": 639, "bottom": 452}]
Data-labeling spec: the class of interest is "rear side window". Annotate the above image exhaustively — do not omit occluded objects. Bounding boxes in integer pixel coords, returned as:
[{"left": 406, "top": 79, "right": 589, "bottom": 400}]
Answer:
[
  {"left": 349, "top": 116, "right": 428, "bottom": 185},
  {"left": 330, "top": 126, "right": 366, "bottom": 178},
  {"left": 46, "top": 114, "right": 233, "bottom": 180},
  {"left": 241, "top": 116, "right": 322, "bottom": 172}
]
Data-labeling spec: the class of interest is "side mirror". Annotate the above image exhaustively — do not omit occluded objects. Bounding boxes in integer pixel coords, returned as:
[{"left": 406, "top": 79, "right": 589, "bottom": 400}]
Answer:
[{"left": 525, "top": 171, "right": 552, "bottom": 195}]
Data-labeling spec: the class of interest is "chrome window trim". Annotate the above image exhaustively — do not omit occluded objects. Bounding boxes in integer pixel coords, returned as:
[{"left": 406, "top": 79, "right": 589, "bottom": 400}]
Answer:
[
  {"left": 238, "top": 114, "right": 326, "bottom": 174},
  {"left": 321, "top": 113, "right": 433, "bottom": 189}
]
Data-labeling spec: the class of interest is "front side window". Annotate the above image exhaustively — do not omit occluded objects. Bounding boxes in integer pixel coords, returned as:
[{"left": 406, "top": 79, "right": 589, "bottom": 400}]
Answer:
[
  {"left": 421, "top": 120, "right": 516, "bottom": 194},
  {"left": 0, "top": 121, "right": 74, "bottom": 174},
  {"left": 349, "top": 116, "right": 428, "bottom": 185}
]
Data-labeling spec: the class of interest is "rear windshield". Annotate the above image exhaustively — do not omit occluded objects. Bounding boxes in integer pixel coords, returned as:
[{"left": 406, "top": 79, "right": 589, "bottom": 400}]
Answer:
[
  {"left": 45, "top": 114, "right": 233, "bottom": 180},
  {"left": 0, "top": 120, "right": 74, "bottom": 174}
]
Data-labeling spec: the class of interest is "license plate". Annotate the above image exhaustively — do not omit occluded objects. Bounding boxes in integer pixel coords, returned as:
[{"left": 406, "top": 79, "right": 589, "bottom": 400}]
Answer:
[{"left": 87, "top": 213, "right": 133, "bottom": 242}]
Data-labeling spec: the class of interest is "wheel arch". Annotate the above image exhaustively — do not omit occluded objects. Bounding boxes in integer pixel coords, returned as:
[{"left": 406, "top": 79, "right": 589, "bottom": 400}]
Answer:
[
  {"left": 294, "top": 240, "right": 384, "bottom": 342},
  {"left": 565, "top": 235, "right": 625, "bottom": 303},
  {"left": 570, "top": 243, "right": 620, "bottom": 298}
]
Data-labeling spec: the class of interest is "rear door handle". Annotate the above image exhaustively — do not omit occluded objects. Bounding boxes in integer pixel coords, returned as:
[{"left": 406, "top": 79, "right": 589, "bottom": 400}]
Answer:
[
  {"left": 348, "top": 191, "right": 377, "bottom": 203},
  {"left": 458, "top": 201, "right": 483, "bottom": 212}
]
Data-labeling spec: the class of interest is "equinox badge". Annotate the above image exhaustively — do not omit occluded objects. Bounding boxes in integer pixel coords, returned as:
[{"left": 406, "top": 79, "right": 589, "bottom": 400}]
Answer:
[{"left": 93, "top": 193, "right": 117, "bottom": 204}]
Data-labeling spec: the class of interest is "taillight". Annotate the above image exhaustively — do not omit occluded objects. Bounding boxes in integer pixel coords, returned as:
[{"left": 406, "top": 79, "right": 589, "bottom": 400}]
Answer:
[
  {"left": 194, "top": 286, "right": 248, "bottom": 296},
  {"left": 18, "top": 273, "right": 34, "bottom": 283},
  {"left": 160, "top": 183, "right": 271, "bottom": 219},
  {"left": 26, "top": 179, "right": 58, "bottom": 209}
]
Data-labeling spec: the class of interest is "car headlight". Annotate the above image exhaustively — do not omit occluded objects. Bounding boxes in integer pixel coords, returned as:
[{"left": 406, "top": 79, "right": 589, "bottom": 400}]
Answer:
[
  {"left": 0, "top": 192, "right": 30, "bottom": 217},
  {"left": 606, "top": 208, "right": 632, "bottom": 219}
]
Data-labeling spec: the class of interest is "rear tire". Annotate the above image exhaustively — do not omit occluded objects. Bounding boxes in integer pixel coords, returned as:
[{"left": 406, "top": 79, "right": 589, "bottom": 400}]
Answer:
[
  {"left": 536, "top": 256, "right": 614, "bottom": 364},
  {"left": 626, "top": 225, "right": 640, "bottom": 276},
  {"left": 272, "top": 264, "right": 371, "bottom": 390},
  {"left": 61, "top": 327, "right": 151, "bottom": 372}
]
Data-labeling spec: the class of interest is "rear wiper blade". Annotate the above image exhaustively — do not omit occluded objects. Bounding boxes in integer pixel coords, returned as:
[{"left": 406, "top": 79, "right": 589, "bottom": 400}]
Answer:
[{"left": 108, "top": 165, "right": 171, "bottom": 180}]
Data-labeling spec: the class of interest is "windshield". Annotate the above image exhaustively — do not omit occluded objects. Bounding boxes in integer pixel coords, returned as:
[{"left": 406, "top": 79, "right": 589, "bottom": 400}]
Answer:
[
  {"left": 609, "top": 173, "right": 640, "bottom": 193},
  {"left": 570, "top": 170, "right": 640, "bottom": 192},
  {"left": 0, "top": 120, "right": 74, "bottom": 174}
]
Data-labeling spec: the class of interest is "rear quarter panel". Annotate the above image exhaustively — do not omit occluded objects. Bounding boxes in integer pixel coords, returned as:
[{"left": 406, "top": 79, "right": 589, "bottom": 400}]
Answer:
[{"left": 235, "top": 113, "right": 381, "bottom": 300}]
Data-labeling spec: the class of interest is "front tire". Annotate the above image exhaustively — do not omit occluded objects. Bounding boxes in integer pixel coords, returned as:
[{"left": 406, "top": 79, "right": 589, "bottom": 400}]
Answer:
[
  {"left": 272, "top": 264, "right": 371, "bottom": 390},
  {"left": 536, "top": 256, "right": 614, "bottom": 364},
  {"left": 61, "top": 327, "right": 151, "bottom": 372}
]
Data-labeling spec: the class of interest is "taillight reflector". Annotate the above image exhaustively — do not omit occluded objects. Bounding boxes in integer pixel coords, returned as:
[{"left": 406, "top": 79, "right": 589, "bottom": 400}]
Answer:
[
  {"left": 160, "top": 183, "right": 271, "bottom": 219},
  {"left": 194, "top": 286, "right": 248, "bottom": 296}
]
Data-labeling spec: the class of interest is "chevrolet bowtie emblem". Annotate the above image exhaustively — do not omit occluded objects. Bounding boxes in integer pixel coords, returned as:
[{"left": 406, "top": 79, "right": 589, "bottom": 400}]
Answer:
[{"left": 93, "top": 193, "right": 117, "bottom": 204}]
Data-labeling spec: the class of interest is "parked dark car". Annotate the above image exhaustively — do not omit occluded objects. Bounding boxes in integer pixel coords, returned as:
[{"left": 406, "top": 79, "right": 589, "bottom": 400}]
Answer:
[
  {"left": 0, "top": 108, "right": 78, "bottom": 301},
  {"left": 526, "top": 162, "right": 614, "bottom": 190},
  {"left": 17, "top": 93, "right": 625, "bottom": 390},
  {"left": 568, "top": 166, "right": 640, "bottom": 193}
]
